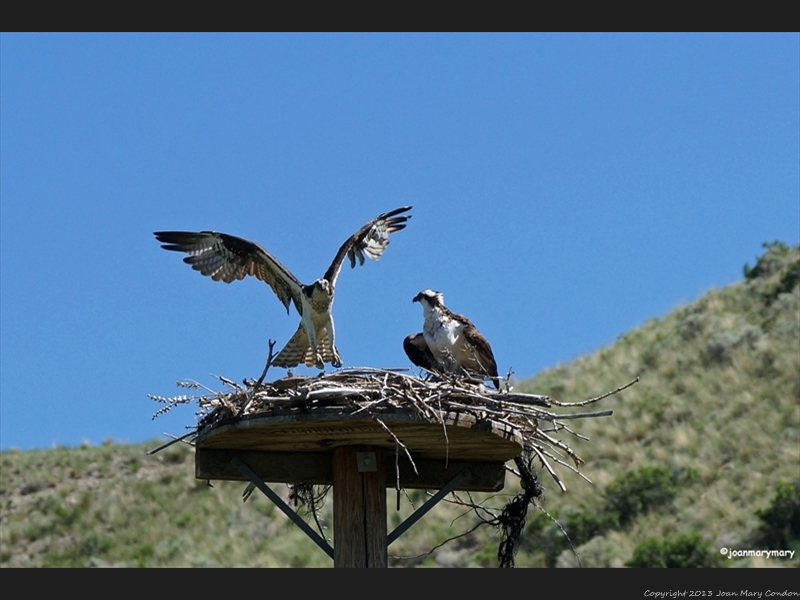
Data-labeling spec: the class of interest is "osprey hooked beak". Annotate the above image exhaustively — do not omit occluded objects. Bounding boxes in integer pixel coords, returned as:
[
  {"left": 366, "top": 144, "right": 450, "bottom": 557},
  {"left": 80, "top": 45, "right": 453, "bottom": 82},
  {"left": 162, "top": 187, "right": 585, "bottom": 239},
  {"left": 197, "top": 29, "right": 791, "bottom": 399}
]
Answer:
[
  {"left": 304, "top": 279, "right": 332, "bottom": 302},
  {"left": 412, "top": 289, "right": 443, "bottom": 306},
  {"left": 313, "top": 279, "right": 331, "bottom": 295}
]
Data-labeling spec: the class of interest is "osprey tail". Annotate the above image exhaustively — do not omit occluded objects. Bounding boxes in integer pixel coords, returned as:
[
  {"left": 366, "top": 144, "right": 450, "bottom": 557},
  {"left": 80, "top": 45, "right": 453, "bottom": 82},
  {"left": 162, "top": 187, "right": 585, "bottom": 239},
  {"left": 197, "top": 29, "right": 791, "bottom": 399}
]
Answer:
[{"left": 272, "top": 324, "right": 342, "bottom": 369}]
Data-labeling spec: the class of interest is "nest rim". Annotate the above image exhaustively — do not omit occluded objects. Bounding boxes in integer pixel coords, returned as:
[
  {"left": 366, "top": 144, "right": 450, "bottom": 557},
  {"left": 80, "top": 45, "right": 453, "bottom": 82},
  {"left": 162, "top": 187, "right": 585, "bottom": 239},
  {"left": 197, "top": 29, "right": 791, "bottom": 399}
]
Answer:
[{"left": 195, "top": 404, "right": 524, "bottom": 462}]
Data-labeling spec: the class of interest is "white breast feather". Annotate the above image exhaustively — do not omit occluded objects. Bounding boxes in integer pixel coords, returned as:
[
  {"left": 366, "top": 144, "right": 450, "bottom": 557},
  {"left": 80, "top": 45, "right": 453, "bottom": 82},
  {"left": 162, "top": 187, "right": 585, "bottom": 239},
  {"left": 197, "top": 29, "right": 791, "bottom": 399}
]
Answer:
[{"left": 423, "top": 310, "right": 465, "bottom": 370}]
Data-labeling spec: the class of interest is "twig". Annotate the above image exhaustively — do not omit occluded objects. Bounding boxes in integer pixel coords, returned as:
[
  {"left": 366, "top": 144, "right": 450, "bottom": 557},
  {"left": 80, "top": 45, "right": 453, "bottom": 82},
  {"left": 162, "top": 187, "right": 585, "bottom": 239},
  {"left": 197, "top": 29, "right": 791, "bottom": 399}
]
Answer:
[
  {"left": 530, "top": 445, "right": 567, "bottom": 492},
  {"left": 213, "top": 374, "right": 242, "bottom": 391},
  {"left": 550, "top": 376, "right": 639, "bottom": 407},
  {"left": 534, "top": 445, "right": 593, "bottom": 484},
  {"left": 254, "top": 339, "right": 277, "bottom": 389},
  {"left": 146, "top": 430, "right": 197, "bottom": 455},
  {"left": 374, "top": 416, "right": 418, "bottom": 476},
  {"left": 244, "top": 340, "right": 277, "bottom": 414},
  {"left": 487, "top": 392, "right": 552, "bottom": 407},
  {"left": 390, "top": 520, "right": 486, "bottom": 562},
  {"left": 550, "top": 409, "right": 613, "bottom": 420}
]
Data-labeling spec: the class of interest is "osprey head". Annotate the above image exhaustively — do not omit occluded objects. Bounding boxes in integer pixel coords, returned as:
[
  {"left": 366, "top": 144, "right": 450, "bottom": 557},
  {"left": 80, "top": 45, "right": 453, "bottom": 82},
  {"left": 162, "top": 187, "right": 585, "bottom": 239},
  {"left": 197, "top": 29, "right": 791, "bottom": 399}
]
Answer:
[
  {"left": 306, "top": 278, "right": 332, "bottom": 300},
  {"left": 412, "top": 289, "right": 444, "bottom": 308}
]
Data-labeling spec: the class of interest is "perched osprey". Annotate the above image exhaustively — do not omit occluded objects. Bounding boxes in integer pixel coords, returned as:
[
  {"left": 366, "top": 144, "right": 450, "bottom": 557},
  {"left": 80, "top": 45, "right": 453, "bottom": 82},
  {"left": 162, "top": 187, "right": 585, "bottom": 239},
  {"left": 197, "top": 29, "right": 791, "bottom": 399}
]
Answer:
[
  {"left": 404, "top": 289, "right": 500, "bottom": 389},
  {"left": 154, "top": 206, "right": 411, "bottom": 369}
]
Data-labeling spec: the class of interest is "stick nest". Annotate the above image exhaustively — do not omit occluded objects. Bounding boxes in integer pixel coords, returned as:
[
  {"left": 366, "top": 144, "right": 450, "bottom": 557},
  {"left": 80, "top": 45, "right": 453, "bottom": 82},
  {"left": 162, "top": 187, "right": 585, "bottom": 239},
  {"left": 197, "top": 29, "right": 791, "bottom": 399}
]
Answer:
[{"left": 150, "top": 367, "right": 637, "bottom": 494}]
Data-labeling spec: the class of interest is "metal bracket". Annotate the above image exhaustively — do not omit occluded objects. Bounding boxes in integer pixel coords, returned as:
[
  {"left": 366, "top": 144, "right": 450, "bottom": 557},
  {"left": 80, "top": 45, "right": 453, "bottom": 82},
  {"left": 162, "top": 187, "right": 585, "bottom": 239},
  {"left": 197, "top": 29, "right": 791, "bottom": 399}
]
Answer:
[
  {"left": 356, "top": 451, "right": 377, "bottom": 472},
  {"left": 233, "top": 458, "right": 472, "bottom": 558},
  {"left": 231, "top": 457, "right": 334, "bottom": 559},
  {"left": 387, "top": 467, "right": 471, "bottom": 546}
]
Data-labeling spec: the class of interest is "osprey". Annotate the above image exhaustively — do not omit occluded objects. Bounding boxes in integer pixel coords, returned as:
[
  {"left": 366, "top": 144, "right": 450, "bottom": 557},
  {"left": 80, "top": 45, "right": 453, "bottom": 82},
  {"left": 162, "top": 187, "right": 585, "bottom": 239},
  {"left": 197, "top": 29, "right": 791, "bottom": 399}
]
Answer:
[
  {"left": 154, "top": 206, "right": 411, "bottom": 369},
  {"left": 404, "top": 289, "right": 500, "bottom": 389}
]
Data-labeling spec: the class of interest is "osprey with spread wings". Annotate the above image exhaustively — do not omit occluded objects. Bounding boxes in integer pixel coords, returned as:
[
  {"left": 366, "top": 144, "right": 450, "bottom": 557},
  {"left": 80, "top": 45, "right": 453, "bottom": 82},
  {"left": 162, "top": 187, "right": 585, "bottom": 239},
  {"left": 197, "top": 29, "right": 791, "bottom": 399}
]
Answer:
[{"left": 154, "top": 206, "right": 411, "bottom": 369}]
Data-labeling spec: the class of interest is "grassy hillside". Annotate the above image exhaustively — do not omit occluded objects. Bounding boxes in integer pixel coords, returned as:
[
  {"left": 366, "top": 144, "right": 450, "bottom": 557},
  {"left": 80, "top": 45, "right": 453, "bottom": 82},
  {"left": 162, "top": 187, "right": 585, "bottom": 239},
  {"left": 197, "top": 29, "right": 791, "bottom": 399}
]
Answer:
[
  {"left": 2, "top": 242, "right": 798, "bottom": 568},
  {"left": 513, "top": 240, "right": 800, "bottom": 568}
]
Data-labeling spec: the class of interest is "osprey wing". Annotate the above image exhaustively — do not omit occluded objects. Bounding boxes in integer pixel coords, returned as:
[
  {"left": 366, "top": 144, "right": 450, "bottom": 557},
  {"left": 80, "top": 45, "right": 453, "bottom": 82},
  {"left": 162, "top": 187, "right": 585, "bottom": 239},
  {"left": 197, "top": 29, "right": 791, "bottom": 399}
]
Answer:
[
  {"left": 154, "top": 231, "right": 303, "bottom": 315},
  {"left": 322, "top": 206, "right": 412, "bottom": 289},
  {"left": 403, "top": 332, "right": 440, "bottom": 375},
  {"left": 453, "top": 313, "right": 500, "bottom": 389}
]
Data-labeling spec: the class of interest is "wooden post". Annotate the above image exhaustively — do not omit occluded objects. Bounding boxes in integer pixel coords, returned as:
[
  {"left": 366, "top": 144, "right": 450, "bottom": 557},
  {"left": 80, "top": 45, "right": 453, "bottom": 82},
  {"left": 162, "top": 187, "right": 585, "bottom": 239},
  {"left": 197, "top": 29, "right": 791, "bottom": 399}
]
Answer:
[{"left": 332, "top": 445, "right": 387, "bottom": 568}]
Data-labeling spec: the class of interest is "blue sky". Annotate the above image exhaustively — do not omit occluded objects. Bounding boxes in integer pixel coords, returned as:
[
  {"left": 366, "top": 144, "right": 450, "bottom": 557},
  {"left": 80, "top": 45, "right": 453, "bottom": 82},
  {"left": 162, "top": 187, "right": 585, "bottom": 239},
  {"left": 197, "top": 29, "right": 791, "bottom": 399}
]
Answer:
[{"left": 1, "top": 33, "right": 798, "bottom": 451}]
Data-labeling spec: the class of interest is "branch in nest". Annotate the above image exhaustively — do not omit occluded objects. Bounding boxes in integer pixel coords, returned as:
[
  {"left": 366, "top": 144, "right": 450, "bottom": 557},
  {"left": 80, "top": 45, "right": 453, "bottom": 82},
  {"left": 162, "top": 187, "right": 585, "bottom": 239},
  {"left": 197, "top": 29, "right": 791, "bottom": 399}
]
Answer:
[
  {"left": 533, "top": 444, "right": 593, "bottom": 485},
  {"left": 146, "top": 430, "right": 197, "bottom": 455},
  {"left": 551, "top": 410, "right": 613, "bottom": 420},
  {"left": 212, "top": 375, "right": 243, "bottom": 392},
  {"left": 550, "top": 377, "right": 639, "bottom": 407},
  {"left": 242, "top": 340, "right": 278, "bottom": 414},
  {"left": 487, "top": 392, "right": 552, "bottom": 407},
  {"left": 148, "top": 393, "right": 201, "bottom": 419},
  {"left": 373, "top": 416, "right": 418, "bottom": 476}
]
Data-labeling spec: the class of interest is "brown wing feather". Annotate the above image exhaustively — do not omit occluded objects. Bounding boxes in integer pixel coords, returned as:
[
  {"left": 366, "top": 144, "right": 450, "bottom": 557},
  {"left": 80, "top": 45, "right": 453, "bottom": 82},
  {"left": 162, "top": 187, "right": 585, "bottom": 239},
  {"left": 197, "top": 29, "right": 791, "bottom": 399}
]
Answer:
[
  {"left": 322, "top": 206, "right": 412, "bottom": 289},
  {"left": 154, "top": 231, "right": 303, "bottom": 314},
  {"left": 453, "top": 313, "right": 500, "bottom": 389},
  {"left": 403, "top": 332, "right": 440, "bottom": 374}
]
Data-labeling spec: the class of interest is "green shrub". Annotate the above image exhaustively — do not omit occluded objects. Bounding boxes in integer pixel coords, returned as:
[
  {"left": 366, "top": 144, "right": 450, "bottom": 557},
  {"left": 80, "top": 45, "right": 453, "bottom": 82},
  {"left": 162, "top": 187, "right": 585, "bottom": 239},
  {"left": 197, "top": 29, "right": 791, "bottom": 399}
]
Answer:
[
  {"left": 775, "top": 258, "right": 800, "bottom": 296},
  {"left": 626, "top": 532, "right": 720, "bottom": 568},
  {"left": 605, "top": 466, "right": 697, "bottom": 525},
  {"left": 754, "top": 480, "right": 800, "bottom": 550},
  {"left": 743, "top": 241, "right": 791, "bottom": 281},
  {"left": 743, "top": 241, "right": 800, "bottom": 305},
  {"left": 562, "top": 507, "right": 618, "bottom": 545}
]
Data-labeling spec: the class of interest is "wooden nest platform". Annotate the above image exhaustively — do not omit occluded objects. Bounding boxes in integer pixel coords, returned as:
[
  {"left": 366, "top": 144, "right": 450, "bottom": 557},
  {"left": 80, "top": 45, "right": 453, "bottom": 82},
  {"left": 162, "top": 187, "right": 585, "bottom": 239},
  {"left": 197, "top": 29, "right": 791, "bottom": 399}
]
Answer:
[
  {"left": 150, "top": 367, "right": 637, "bottom": 567},
  {"left": 152, "top": 367, "right": 634, "bottom": 493}
]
